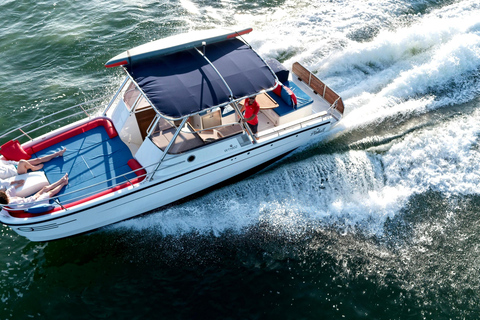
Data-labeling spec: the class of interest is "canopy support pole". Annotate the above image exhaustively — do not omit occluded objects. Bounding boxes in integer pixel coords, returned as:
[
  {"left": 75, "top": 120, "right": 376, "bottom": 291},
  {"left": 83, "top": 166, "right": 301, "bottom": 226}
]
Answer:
[
  {"left": 231, "top": 101, "right": 257, "bottom": 144},
  {"left": 103, "top": 77, "right": 129, "bottom": 116},
  {"left": 194, "top": 47, "right": 234, "bottom": 99},
  {"left": 194, "top": 47, "right": 257, "bottom": 144},
  {"left": 149, "top": 117, "right": 189, "bottom": 181}
]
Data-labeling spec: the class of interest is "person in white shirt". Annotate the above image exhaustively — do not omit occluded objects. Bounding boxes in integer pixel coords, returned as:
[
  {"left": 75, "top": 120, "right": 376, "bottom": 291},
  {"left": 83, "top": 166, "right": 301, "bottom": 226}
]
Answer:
[
  {"left": 0, "top": 147, "right": 66, "bottom": 179},
  {"left": 0, "top": 178, "right": 25, "bottom": 191},
  {"left": 0, "top": 173, "right": 68, "bottom": 208}
]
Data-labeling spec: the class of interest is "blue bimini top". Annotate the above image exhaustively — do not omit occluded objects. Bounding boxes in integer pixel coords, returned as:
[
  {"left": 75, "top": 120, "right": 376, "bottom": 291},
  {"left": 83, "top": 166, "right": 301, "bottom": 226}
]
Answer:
[{"left": 125, "top": 38, "right": 276, "bottom": 119}]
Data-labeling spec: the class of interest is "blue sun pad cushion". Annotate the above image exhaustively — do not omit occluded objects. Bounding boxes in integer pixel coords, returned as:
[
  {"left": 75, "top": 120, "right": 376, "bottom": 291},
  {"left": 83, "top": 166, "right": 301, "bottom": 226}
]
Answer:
[
  {"left": 267, "top": 80, "right": 313, "bottom": 117},
  {"left": 32, "top": 126, "right": 136, "bottom": 204}
]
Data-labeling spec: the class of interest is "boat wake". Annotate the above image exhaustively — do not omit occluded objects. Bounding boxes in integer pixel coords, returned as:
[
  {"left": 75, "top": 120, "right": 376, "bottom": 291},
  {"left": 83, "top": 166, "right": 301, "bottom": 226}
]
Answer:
[
  {"left": 314, "top": 0, "right": 480, "bottom": 130},
  {"left": 113, "top": 148, "right": 403, "bottom": 237},
  {"left": 111, "top": 0, "right": 480, "bottom": 241}
]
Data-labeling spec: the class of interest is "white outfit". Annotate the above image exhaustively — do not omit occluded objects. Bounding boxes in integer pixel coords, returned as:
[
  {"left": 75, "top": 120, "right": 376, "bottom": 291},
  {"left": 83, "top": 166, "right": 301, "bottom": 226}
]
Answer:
[
  {"left": 0, "top": 179, "right": 10, "bottom": 190},
  {"left": 0, "top": 160, "right": 19, "bottom": 179},
  {"left": 4, "top": 186, "right": 50, "bottom": 210}
]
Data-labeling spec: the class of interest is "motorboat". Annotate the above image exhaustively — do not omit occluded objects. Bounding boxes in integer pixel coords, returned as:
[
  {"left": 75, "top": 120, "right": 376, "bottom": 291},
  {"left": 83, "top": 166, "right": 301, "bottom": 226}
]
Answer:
[{"left": 0, "top": 27, "right": 344, "bottom": 241}]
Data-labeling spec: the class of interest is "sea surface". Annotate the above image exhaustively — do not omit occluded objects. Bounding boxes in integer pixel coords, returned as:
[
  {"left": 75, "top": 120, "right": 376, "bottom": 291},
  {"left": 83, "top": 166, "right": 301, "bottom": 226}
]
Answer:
[{"left": 1, "top": 0, "right": 480, "bottom": 319}]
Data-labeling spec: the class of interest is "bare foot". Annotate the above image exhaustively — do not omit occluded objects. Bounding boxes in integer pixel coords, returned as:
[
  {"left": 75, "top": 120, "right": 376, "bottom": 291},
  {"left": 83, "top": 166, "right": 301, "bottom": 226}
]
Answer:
[{"left": 56, "top": 148, "right": 66, "bottom": 157}]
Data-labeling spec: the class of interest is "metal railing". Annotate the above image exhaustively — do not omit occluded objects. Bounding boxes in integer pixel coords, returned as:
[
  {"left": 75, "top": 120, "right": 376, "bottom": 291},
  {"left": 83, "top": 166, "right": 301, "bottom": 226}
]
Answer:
[
  {"left": 103, "top": 77, "right": 129, "bottom": 115},
  {"left": 256, "top": 110, "right": 332, "bottom": 140},
  {"left": 0, "top": 98, "right": 109, "bottom": 145},
  {"left": 1, "top": 162, "right": 153, "bottom": 214}
]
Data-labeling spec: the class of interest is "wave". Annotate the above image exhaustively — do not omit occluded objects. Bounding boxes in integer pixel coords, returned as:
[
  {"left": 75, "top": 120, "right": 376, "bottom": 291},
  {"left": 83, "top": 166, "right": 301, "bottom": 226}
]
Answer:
[
  {"left": 383, "top": 107, "right": 480, "bottom": 195},
  {"left": 111, "top": 0, "right": 480, "bottom": 239},
  {"left": 312, "top": 0, "right": 480, "bottom": 125},
  {"left": 113, "top": 149, "right": 409, "bottom": 237}
]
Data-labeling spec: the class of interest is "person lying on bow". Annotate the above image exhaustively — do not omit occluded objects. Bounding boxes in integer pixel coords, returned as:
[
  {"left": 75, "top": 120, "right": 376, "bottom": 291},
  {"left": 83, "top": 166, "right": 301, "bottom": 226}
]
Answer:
[
  {"left": 0, "top": 148, "right": 66, "bottom": 180},
  {"left": 0, "top": 173, "right": 68, "bottom": 208}
]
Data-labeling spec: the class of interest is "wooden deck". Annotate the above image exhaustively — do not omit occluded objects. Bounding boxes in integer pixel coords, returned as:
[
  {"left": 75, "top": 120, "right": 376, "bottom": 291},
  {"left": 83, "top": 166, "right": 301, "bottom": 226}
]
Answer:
[{"left": 292, "top": 62, "right": 344, "bottom": 114}]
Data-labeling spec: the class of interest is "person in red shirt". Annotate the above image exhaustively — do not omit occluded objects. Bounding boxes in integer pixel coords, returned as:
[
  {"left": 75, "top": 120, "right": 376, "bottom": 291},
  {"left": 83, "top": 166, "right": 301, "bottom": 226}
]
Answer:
[{"left": 240, "top": 96, "right": 260, "bottom": 135}]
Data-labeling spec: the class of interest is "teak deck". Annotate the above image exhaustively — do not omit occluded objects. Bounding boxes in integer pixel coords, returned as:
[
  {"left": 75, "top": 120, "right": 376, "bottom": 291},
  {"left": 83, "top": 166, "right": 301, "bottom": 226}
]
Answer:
[{"left": 292, "top": 62, "right": 344, "bottom": 114}]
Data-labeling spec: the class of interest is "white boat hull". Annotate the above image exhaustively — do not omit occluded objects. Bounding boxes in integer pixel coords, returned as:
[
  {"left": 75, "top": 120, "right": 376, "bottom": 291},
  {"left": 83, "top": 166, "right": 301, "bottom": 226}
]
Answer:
[
  {"left": 2, "top": 120, "right": 332, "bottom": 241},
  {"left": 1, "top": 28, "right": 344, "bottom": 242}
]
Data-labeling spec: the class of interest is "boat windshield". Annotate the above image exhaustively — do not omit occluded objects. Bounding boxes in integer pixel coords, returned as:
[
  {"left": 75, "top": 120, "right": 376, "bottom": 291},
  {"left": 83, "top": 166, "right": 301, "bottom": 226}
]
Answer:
[{"left": 150, "top": 118, "right": 204, "bottom": 154}]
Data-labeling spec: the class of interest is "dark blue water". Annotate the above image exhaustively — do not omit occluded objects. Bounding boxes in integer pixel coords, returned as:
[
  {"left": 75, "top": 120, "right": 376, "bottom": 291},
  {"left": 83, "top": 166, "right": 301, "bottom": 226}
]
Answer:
[{"left": 2, "top": 0, "right": 480, "bottom": 319}]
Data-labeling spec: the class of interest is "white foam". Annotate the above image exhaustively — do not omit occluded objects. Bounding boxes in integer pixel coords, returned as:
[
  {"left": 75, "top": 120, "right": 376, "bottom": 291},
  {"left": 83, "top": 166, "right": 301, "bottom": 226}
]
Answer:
[
  {"left": 179, "top": 0, "right": 200, "bottom": 15},
  {"left": 383, "top": 108, "right": 480, "bottom": 195},
  {"left": 114, "top": 150, "right": 411, "bottom": 236},
  {"left": 112, "top": 0, "right": 480, "bottom": 237}
]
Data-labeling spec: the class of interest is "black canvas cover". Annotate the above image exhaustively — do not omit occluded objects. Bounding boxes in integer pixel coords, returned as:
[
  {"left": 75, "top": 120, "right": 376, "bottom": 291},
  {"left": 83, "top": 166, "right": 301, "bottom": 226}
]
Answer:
[
  {"left": 266, "top": 58, "right": 290, "bottom": 84},
  {"left": 125, "top": 38, "right": 276, "bottom": 119}
]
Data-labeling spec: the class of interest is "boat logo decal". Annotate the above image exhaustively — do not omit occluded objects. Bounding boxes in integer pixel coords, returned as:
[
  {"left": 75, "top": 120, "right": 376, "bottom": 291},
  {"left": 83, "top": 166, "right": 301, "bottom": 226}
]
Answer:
[
  {"left": 224, "top": 144, "right": 238, "bottom": 153},
  {"left": 310, "top": 127, "right": 326, "bottom": 136}
]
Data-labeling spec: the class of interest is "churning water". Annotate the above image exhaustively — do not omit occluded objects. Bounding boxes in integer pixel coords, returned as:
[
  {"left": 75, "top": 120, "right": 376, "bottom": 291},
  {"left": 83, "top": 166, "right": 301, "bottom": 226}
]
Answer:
[{"left": 1, "top": 0, "right": 480, "bottom": 318}]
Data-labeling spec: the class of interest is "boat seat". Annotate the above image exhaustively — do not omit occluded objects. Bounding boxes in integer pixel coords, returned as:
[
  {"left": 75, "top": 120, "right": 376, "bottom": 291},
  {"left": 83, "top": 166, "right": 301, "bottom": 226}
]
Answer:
[
  {"left": 151, "top": 119, "right": 205, "bottom": 154},
  {"left": 267, "top": 81, "right": 313, "bottom": 117}
]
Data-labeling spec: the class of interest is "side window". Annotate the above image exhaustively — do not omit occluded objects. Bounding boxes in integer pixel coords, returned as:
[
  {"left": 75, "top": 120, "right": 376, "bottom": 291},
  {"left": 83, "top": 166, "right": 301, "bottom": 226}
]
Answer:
[{"left": 123, "top": 82, "right": 141, "bottom": 111}]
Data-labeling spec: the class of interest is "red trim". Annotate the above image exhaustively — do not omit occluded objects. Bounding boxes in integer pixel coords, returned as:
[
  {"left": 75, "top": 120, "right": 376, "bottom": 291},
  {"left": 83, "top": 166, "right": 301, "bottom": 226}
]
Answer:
[
  {"left": 29, "top": 118, "right": 118, "bottom": 155},
  {"left": 273, "top": 83, "right": 282, "bottom": 96},
  {"left": 5, "top": 119, "right": 148, "bottom": 219},
  {"left": 227, "top": 28, "right": 253, "bottom": 39},
  {"left": 6, "top": 159, "right": 146, "bottom": 218},
  {"left": 272, "top": 83, "right": 298, "bottom": 107},
  {"left": 105, "top": 60, "right": 128, "bottom": 68},
  {"left": 127, "top": 159, "right": 147, "bottom": 178},
  {"left": 2, "top": 118, "right": 118, "bottom": 159}
]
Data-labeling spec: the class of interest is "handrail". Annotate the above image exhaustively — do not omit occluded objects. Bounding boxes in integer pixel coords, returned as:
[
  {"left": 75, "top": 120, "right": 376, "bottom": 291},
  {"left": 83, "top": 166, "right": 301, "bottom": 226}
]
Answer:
[
  {"left": 1, "top": 109, "right": 330, "bottom": 213},
  {"left": 0, "top": 98, "right": 108, "bottom": 143},
  {"left": 58, "top": 165, "right": 149, "bottom": 203},
  {"left": 14, "top": 106, "right": 98, "bottom": 141},
  {"left": 256, "top": 110, "right": 331, "bottom": 140}
]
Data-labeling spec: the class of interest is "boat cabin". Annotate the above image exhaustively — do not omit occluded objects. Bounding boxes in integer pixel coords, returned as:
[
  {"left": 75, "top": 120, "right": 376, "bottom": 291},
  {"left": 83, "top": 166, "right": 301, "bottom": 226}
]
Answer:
[{"left": 103, "top": 30, "right": 286, "bottom": 176}]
